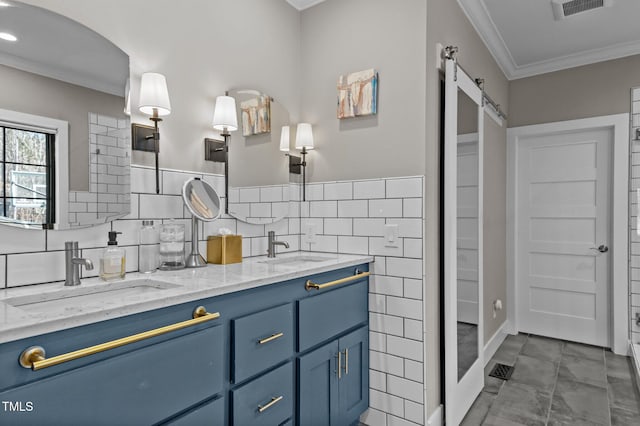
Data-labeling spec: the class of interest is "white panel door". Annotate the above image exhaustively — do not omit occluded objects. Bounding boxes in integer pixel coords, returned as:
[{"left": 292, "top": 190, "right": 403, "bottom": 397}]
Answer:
[
  {"left": 457, "top": 135, "right": 479, "bottom": 324},
  {"left": 517, "top": 128, "right": 611, "bottom": 346}
]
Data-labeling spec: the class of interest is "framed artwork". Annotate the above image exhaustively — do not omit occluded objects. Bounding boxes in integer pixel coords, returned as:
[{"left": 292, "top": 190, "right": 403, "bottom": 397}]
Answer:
[
  {"left": 337, "top": 68, "right": 378, "bottom": 119},
  {"left": 240, "top": 94, "right": 271, "bottom": 136}
]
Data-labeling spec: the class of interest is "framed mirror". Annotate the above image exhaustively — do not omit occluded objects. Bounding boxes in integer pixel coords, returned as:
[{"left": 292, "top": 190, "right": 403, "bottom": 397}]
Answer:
[
  {"left": 225, "top": 89, "right": 293, "bottom": 224},
  {"left": 0, "top": 1, "right": 130, "bottom": 229},
  {"left": 443, "top": 58, "right": 485, "bottom": 426}
]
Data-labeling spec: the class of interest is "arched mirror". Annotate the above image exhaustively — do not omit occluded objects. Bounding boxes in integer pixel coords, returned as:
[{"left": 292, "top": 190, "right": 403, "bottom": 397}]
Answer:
[
  {"left": 0, "top": 0, "right": 130, "bottom": 229},
  {"left": 225, "top": 89, "right": 292, "bottom": 224},
  {"left": 443, "top": 58, "right": 485, "bottom": 425}
]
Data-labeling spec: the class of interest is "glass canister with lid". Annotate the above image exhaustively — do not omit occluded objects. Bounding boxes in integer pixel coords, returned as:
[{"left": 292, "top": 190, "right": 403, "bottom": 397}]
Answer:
[{"left": 159, "top": 221, "right": 185, "bottom": 270}]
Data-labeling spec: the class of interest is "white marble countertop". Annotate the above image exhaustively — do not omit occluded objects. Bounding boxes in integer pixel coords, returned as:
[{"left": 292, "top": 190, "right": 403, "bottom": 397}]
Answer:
[{"left": 0, "top": 252, "right": 372, "bottom": 344}]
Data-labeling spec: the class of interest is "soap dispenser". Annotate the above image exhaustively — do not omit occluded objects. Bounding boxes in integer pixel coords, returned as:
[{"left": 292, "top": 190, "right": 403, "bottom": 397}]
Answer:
[{"left": 100, "top": 231, "right": 126, "bottom": 281}]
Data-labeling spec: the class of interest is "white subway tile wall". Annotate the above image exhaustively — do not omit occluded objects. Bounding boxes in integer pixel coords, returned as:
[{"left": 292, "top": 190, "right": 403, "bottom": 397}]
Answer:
[
  {"left": 0, "top": 169, "right": 426, "bottom": 426},
  {"left": 299, "top": 176, "right": 425, "bottom": 426},
  {"left": 0, "top": 165, "right": 301, "bottom": 287},
  {"left": 631, "top": 87, "right": 640, "bottom": 344}
]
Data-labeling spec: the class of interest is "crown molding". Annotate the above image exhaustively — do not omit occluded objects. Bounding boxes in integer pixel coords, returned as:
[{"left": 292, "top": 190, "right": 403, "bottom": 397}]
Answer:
[
  {"left": 286, "top": 0, "right": 326, "bottom": 11},
  {"left": 457, "top": 0, "right": 640, "bottom": 80}
]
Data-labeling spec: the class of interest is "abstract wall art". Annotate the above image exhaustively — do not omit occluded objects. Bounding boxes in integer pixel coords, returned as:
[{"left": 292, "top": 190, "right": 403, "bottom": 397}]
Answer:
[
  {"left": 240, "top": 94, "right": 271, "bottom": 136},
  {"left": 337, "top": 68, "right": 378, "bottom": 119}
]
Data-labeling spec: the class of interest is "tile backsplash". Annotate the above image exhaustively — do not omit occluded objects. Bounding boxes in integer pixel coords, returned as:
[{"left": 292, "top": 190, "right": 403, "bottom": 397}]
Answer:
[
  {"left": 630, "top": 87, "right": 640, "bottom": 344},
  {"left": 0, "top": 167, "right": 426, "bottom": 426}
]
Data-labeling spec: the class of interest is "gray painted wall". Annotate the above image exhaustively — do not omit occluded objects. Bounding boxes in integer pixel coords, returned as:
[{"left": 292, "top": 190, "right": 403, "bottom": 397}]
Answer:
[
  {"left": 299, "top": 0, "right": 427, "bottom": 183},
  {"left": 0, "top": 64, "right": 125, "bottom": 191},
  {"left": 21, "top": 0, "right": 302, "bottom": 178},
  {"left": 509, "top": 54, "right": 640, "bottom": 127},
  {"left": 426, "top": 0, "right": 509, "bottom": 415}
]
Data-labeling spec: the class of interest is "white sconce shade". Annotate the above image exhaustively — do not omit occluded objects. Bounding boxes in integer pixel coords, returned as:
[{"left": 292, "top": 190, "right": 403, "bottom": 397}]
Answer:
[
  {"left": 139, "top": 72, "right": 171, "bottom": 116},
  {"left": 295, "top": 123, "right": 314, "bottom": 150},
  {"left": 213, "top": 95, "right": 238, "bottom": 132},
  {"left": 279, "top": 126, "right": 290, "bottom": 152}
]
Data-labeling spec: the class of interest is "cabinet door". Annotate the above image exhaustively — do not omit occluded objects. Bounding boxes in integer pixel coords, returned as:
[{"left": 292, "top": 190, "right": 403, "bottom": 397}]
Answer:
[
  {"left": 298, "top": 340, "right": 340, "bottom": 426},
  {"left": 338, "top": 326, "right": 369, "bottom": 426},
  {"left": 0, "top": 326, "right": 223, "bottom": 426},
  {"left": 164, "top": 396, "right": 225, "bottom": 426}
]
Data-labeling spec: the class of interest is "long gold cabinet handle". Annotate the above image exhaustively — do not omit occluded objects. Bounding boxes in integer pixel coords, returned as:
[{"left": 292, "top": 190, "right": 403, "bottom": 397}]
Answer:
[
  {"left": 258, "top": 396, "right": 283, "bottom": 413},
  {"left": 343, "top": 348, "right": 349, "bottom": 375},
  {"left": 305, "top": 269, "right": 370, "bottom": 291},
  {"left": 337, "top": 351, "right": 342, "bottom": 379},
  {"left": 258, "top": 332, "right": 284, "bottom": 345},
  {"left": 19, "top": 306, "right": 220, "bottom": 371}
]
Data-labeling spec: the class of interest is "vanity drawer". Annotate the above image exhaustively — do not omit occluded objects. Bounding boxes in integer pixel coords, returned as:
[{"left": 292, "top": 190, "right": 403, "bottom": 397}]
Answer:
[
  {"left": 231, "top": 361, "right": 294, "bottom": 426},
  {"left": 0, "top": 325, "right": 224, "bottom": 426},
  {"left": 165, "top": 395, "right": 225, "bottom": 426},
  {"left": 298, "top": 280, "right": 368, "bottom": 352},
  {"left": 232, "top": 303, "right": 294, "bottom": 383}
]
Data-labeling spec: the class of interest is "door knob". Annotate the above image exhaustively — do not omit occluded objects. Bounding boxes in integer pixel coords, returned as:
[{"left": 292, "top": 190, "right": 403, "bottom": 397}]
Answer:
[{"left": 590, "top": 245, "right": 609, "bottom": 253}]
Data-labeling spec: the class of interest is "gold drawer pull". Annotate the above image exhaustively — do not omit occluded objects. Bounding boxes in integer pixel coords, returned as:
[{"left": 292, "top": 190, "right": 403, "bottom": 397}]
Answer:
[
  {"left": 305, "top": 269, "right": 370, "bottom": 291},
  {"left": 258, "top": 332, "right": 284, "bottom": 345},
  {"left": 19, "top": 306, "right": 220, "bottom": 371},
  {"left": 258, "top": 395, "right": 283, "bottom": 413}
]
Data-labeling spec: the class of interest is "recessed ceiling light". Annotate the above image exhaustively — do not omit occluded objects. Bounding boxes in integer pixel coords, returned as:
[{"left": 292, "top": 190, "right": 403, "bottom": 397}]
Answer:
[
  {"left": 0, "top": 1, "right": 11, "bottom": 7},
  {"left": 0, "top": 32, "right": 17, "bottom": 42}
]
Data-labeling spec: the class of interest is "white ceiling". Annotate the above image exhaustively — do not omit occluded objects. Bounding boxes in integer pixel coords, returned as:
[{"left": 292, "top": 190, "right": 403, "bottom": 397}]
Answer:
[
  {"left": 0, "top": 1, "right": 128, "bottom": 95},
  {"left": 458, "top": 0, "right": 640, "bottom": 79},
  {"left": 286, "top": 0, "right": 326, "bottom": 11}
]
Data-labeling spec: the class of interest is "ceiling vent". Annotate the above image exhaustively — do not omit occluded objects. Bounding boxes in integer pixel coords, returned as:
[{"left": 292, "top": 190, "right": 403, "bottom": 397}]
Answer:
[{"left": 551, "top": 0, "right": 613, "bottom": 20}]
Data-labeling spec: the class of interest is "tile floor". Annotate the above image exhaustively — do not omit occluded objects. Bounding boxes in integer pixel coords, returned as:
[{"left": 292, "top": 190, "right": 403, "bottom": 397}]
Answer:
[{"left": 461, "top": 334, "right": 640, "bottom": 426}]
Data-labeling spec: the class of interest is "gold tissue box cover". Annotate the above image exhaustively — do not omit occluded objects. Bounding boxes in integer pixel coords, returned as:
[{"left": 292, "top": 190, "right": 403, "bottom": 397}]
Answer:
[{"left": 207, "top": 235, "right": 242, "bottom": 264}]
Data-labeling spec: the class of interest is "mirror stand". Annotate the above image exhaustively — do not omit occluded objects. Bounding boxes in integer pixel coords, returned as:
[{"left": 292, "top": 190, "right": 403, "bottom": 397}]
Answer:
[{"left": 186, "top": 216, "right": 206, "bottom": 268}]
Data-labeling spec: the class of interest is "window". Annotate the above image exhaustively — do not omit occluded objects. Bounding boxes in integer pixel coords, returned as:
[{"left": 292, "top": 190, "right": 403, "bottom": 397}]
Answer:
[{"left": 0, "top": 124, "right": 56, "bottom": 227}]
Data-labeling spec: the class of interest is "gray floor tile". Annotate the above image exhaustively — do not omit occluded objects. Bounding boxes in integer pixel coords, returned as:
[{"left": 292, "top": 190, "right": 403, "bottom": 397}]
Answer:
[
  {"left": 606, "top": 351, "right": 636, "bottom": 380},
  {"left": 491, "top": 334, "right": 528, "bottom": 367},
  {"left": 547, "top": 416, "right": 607, "bottom": 426},
  {"left": 521, "top": 335, "right": 564, "bottom": 364},
  {"left": 607, "top": 375, "right": 640, "bottom": 414},
  {"left": 484, "top": 381, "right": 552, "bottom": 426},
  {"left": 610, "top": 406, "right": 640, "bottom": 426},
  {"left": 510, "top": 354, "right": 558, "bottom": 395},
  {"left": 461, "top": 391, "right": 496, "bottom": 426},
  {"left": 549, "top": 378, "right": 610, "bottom": 425},
  {"left": 563, "top": 342, "right": 605, "bottom": 362},
  {"left": 557, "top": 354, "right": 607, "bottom": 388}
]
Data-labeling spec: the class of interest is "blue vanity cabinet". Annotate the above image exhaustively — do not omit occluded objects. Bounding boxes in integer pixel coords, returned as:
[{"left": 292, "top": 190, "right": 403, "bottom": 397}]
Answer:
[
  {"left": 298, "top": 326, "right": 369, "bottom": 426},
  {"left": 0, "top": 313, "right": 224, "bottom": 426},
  {"left": 0, "top": 263, "right": 370, "bottom": 426}
]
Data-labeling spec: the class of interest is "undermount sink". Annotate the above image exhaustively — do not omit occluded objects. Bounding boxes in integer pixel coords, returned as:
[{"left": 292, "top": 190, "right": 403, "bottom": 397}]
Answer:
[
  {"left": 3, "top": 280, "right": 179, "bottom": 315},
  {"left": 259, "top": 255, "right": 333, "bottom": 265}
]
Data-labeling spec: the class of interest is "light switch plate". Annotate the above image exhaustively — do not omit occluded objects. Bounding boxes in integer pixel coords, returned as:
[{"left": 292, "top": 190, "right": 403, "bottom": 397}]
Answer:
[{"left": 384, "top": 224, "right": 399, "bottom": 247}]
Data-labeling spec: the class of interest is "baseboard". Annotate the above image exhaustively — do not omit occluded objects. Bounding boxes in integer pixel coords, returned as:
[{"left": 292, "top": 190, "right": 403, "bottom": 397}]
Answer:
[
  {"left": 427, "top": 405, "right": 443, "bottom": 426},
  {"left": 630, "top": 342, "right": 640, "bottom": 394},
  {"left": 483, "top": 320, "right": 509, "bottom": 366}
]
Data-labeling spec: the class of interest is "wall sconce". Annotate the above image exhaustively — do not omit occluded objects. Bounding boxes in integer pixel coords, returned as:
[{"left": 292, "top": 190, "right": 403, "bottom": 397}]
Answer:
[
  {"left": 295, "top": 123, "right": 314, "bottom": 201},
  {"left": 132, "top": 72, "right": 171, "bottom": 194},
  {"left": 212, "top": 94, "right": 238, "bottom": 214},
  {"left": 279, "top": 125, "right": 302, "bottom": 175}
]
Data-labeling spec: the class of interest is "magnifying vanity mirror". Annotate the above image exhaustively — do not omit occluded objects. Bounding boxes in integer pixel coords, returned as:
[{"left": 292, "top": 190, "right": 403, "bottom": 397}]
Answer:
[
  {"left": 182, "top": 178, "right": 221, "bottom": 268},
  {"left": 0, "top": 1, "right": 130, "bottom": 230},
  {"left": 224, "top": 89, "right": 293, "bottom": 224}
]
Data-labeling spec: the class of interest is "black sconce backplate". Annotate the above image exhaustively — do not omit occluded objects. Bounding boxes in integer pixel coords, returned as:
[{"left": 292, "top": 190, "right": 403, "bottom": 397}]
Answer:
[
  {"left": 204, "top": 138, "right": 226, "bottom": 163},
  {"left": 131, "top": 123, "right": 158, "bottom": 153},
  {"left": 289, "top": 155, "right": 302, "bottom": 175}
]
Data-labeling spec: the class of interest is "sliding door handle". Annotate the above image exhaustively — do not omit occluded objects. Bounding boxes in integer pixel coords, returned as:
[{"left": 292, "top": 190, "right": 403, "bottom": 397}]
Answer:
[{"left": 590, "top": 244, "right": 608, "bottom": 253}]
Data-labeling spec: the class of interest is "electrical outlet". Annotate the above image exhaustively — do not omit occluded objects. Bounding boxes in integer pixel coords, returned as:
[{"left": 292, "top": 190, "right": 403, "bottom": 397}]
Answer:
[
  {"left": 384, "top": 224, "right": 399, "bottom": 247},
  {"left": 492, "top": 299, "right": 503, "bottom": 319},
  {"left": 305, "top": 223, "right": 317, "bottom": 244}
]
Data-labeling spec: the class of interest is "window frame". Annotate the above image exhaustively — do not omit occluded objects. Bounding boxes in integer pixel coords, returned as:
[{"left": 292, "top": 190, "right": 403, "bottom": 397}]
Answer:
[{"left": 0, "top": 108, "right": 68, "bottom": 229}]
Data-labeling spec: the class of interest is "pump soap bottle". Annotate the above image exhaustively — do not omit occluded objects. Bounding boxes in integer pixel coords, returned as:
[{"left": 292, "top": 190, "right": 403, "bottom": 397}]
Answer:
[{"left": 100, "top": 231, "right": 126, "bottom": 281}]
